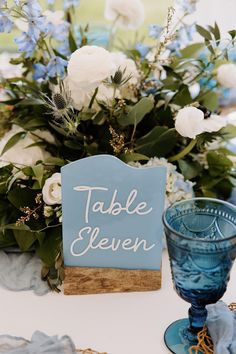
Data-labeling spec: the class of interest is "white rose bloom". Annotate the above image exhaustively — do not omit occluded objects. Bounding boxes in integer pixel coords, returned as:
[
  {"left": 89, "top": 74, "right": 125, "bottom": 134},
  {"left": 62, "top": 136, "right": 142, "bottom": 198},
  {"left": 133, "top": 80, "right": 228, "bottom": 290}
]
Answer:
[
  {"left": 104, "top": 0, "right": 145, "bottom": 30},
  {"left": 67, "top": 46, "right": 116, "bottom": 91},
  {"left": 175, "top": 107, "right": 227, "bottom": 139},
  {"left": 217, "top": 63, "right": 236, "bottom": 88},
  {"left": 175, "top": 107, "right": 204, "bottom": 139},
  {"left": 0, "top": 126, "right": 52, "bottom": 169},
  {"left": 42, "top": 173, "right": 62, "bottom": 205}
]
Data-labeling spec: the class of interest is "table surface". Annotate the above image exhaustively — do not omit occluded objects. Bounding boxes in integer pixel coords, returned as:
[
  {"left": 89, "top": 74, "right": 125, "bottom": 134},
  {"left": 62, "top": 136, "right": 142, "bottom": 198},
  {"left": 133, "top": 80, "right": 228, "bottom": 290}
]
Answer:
[{"left": 0, "top": 249, "right": 236, "bottom": 354}]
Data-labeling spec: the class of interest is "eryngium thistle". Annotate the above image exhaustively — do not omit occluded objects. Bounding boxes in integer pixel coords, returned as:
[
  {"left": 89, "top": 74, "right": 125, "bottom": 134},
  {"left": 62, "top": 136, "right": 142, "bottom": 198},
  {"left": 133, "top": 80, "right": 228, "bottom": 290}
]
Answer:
[
  {"left": 111, "top": 69, "right": 123, "bottom": 85},
  {"left": 52, "top": 93, "right": 67, "bottom": 110}
]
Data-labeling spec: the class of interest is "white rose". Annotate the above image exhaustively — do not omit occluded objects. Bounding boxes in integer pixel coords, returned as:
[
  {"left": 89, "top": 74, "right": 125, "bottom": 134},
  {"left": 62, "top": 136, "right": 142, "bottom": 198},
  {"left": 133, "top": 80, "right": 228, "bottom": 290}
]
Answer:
[
  {"left": 104, "top": 0, "right": 145, "bottom": 30},
  {"left": 42, "top": 173, "right": 62, "bottom": 205},
  {"left": 67, "top": 46, "right": 116, "bottom": 91},
  {"left": 175, "top": 107, "right": 227, "bottom": 139},
  {"left": 217, "top": 63, "right": 236, "bottom": 88},
  {"left": 175, "top": 107, "right": 204, "bottom": 139},
  {"left": 0, "top": 126, "right": 52, "bottom": 169}
]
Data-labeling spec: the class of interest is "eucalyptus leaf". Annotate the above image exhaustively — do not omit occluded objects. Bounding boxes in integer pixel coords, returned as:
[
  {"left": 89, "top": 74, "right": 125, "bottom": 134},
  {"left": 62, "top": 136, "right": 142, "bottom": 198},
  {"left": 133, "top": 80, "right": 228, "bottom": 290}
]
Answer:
[
  {"left": 1, "top": 132, "right": 26, "bottom": 156},
  {"left": 32, "top": 164, "right": 44, "bottom": 188},
  {"left": 117, "top": 97, "right": 154, "bottom": 126},
  {"left": 196, "top": 25, "right": 212, "bottom": 40},
  {"left": 119, "top": 152, "right": 149, "bottom": 163}
]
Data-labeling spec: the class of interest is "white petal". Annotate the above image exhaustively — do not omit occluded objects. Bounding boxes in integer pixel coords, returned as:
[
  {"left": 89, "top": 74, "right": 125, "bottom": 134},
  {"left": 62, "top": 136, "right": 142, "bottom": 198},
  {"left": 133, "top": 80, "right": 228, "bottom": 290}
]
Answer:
[
  {"left": 202, "top": 114, "right": 228, "bottom": 133},
  {"left": 175, "top": 106, "right": 204, "bottom": 138}
]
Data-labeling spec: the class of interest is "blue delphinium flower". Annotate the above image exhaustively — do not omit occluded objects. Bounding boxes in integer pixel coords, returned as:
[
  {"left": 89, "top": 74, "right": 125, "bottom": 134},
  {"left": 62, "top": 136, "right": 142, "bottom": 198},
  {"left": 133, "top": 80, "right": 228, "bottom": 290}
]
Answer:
[
  {"left": 23, "top": 0, "right": 42, "bottom": 17},
  {"left": 58, "top": 41, "right": 71, "bottom": 57},
  {"left": 33, "top": 63, "right": 48, "bottom": 80},
  {"left": 148, "top": 24, "right": 163, "bottom": 39},
  {"left": 28, "top": 16, "right": 48, "bottom": 41},
  {"left": 136, "top": 43, "right": 150, "bottom": 59},
  {"left": 175, "top": 0, "right": 198, "bottom": 14},
  {"left": 64, "top": 0, "right": 80, "bottom": 9},
  {"left": 178, "top": 24, "right": 196, "bottom": 46},
  {"left": 15, "top": 32, "right": 36, "bottom": 57},
  {"left": 48, "top": 21, "right": 70, "bottom": 41},
  {"left": 0, "top": 13, "right": 13, "bottom": 33},
  {"left": 47, "top": 56, "right": 68, "bottom": 78}
]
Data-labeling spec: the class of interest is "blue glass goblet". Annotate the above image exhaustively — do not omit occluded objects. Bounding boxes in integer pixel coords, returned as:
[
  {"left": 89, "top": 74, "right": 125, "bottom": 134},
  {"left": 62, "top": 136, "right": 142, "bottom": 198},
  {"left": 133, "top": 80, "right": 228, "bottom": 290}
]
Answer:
[{"left": 163, "top": 198, "right": 236, "bottom": 354}]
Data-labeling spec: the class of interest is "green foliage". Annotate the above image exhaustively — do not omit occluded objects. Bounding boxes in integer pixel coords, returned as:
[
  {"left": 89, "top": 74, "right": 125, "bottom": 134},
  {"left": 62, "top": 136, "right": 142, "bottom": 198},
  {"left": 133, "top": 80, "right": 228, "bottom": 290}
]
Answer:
[{"left": 117, "top": 97, "right": 154, "bottom": 126}]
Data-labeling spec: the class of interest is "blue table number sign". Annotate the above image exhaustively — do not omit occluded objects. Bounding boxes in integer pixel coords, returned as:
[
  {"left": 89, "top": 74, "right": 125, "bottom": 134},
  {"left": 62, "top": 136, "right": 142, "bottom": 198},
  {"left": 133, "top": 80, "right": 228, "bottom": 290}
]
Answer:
[{"left": 61, "top": 155, "right": 166, "bottom": 295}]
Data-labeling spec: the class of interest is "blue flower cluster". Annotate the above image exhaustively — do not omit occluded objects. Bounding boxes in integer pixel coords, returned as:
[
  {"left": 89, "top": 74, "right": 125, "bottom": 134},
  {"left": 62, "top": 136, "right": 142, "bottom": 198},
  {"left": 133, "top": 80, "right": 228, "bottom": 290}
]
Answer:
[
  {"left": 33, "top": 56, "right": 68, "bottom": 80},
  {"left": 47, "top": 0, "right": 80, "bottom": 9},
  {"left": 0, "top": 0, "right": 13, "bottom": 33},
  {"left": 175, "top": 0, "right": 198, "bottom": 14}
]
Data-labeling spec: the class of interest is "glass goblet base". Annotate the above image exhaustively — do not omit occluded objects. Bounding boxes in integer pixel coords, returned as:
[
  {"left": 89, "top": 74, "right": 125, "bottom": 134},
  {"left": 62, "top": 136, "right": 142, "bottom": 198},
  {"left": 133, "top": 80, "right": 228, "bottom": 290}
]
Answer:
[{"left": 164, "top": 318, "right": 200, "bottom": 354}]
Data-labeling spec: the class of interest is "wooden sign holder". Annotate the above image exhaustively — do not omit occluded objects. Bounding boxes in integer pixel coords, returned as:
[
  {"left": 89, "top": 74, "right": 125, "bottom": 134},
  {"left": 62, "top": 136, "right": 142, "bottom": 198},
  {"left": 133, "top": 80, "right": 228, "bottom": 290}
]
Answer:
[{"left": 64, "top": 266, "right": 161, "bottom": 295}]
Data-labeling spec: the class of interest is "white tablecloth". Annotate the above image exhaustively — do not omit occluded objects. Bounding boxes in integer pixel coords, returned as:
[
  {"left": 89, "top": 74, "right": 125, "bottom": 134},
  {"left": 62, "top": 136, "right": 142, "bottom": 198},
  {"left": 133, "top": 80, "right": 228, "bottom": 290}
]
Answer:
[{"left": 0, "top": 249, "right": 235, "bottom": 354}]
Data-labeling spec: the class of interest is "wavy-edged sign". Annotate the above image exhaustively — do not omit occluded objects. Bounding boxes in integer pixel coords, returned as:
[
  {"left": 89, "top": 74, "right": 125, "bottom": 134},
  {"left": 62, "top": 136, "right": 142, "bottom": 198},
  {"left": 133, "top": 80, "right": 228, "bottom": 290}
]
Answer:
[{"left": 61, "top": 155, "right": 166, "bottom": 294}]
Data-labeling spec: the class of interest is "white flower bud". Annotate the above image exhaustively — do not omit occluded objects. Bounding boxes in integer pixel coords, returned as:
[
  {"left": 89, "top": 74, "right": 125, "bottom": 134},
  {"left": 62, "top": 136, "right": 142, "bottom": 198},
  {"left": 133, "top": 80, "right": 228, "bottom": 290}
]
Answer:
[{"left": 217, "top": 63, "right": 236, "bottom": 88}]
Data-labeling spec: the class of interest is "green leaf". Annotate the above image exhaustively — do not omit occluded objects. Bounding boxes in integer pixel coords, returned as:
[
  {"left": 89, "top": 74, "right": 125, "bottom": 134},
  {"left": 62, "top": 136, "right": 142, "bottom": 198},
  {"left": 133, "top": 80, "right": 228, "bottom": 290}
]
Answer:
[
  {"left": 8, "top": 188, "right": 38, "bottom": 210},
  {"left": 1, "top": 132, "right": 26, "bottom": 156},
  {"left": 13, "top": 229, "right": 37, "bottom": 251},
  {"left": 68, "top": 30, "right": 77, "bottom": 52},
  {"left": 117, "top": 98, "right": 154, "bottom": 126},
  {"left": 220, "top": 124, "right": 236, "bottom": 139},
  {"left": 196, "top": 24, "right": 212, "bottom": 40},
  {"left": 180, "top": 43, "right": 205, "bottom": 58},
  {"left": 214, "top": 22, "right": 221, "bottom": 42},
  {"left": 136, "top": 128, "right": 178, "bottom": 157},
  {"left": 207, "top": 151, "right": 233, "bottom": 177},
  {"left": 229, "top": 30, "right": 236, "bottom": 39},
  {"left": 21, "top": 166, "right": 34, "bottom": 177},
  {"left": 36, "top": 226, "right": 62, "bottom": 266},
  {"left": 24, "top": 141, "right": 46, "bottom": 149},
  {"left": 32, "top": 164, "right": 44, "bottom": 188},
  {"left": 44, "top": 157, "right": 66, "bottom": 167},
  {"left": 119, "top": 152, "right": 149, "bottom": 163},
  {"left": 14, "top": 117, "right": 46, "bottom": 130},
  {"left": 172, "top": 85, "right": 192, "bottom": 106},
  {"left": 136, "top": 126, "right": 168, "bottom": 151},
  {"left": 178, "top": 159, "right": 202, "bottom": 180},
  {"left": 201, "top": 91, "right": 218, "bottom": 111}
]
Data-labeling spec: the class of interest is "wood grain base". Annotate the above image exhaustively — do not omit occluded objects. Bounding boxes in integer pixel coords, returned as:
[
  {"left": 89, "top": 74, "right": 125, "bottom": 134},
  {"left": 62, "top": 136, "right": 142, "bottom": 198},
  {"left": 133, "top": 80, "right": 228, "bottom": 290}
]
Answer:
[{"left": 64, "top": 266, "right": 161, "bottom": 295}]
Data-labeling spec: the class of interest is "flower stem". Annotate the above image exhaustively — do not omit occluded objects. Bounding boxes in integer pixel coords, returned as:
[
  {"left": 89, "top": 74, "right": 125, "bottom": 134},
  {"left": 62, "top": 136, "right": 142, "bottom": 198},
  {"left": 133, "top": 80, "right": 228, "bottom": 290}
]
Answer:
[{"left": 168, "top": 138, "right": 197, "bottom": 162}]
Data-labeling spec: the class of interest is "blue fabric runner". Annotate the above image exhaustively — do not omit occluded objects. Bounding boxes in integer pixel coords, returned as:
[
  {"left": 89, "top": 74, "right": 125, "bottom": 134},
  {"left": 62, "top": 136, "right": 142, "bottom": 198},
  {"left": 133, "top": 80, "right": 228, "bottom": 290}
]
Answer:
[
  {"left": 206, "top": 301, "right": 236, "bottom": 354},
  {"left": 0, "top": 331, "right": 76, "bottom": 353},
  {"left": 0, "top": 251, "right": 49, "bottom": 295}
]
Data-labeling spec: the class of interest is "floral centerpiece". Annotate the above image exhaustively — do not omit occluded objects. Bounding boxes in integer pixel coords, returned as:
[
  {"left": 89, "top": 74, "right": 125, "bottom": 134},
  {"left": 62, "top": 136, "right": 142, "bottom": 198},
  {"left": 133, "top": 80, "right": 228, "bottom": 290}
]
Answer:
[{"left": 1, "top": 0, "right": 236, "bottom": 290}]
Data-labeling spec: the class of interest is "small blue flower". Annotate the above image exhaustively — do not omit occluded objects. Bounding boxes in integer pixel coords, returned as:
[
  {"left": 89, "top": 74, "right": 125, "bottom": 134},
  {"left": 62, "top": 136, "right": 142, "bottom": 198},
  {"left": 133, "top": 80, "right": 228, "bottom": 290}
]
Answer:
[
  {"left": 136, "top": 43, "right": 150, "bottom": 58},
  {"left": 23, "top": 0, "right": 42, "bottom": 17},
  {"left": 229, "top": 47, "right": 236, "bottom": 63},
  {"left": 47, "top": 56, "right": 68, "bottom": 78},
  {"left": 33, "top": 63, "right": 48, "bottom": 80},
  {"left": 48, "top": 21, "right": 70, "bottom": 41},
  {"left": 15, "top": 32, "right": 36, "bottom": 57},
  {"left": 199, "top": 78, "right": 217, "bottom": 89},
  {"left": 64, "top": 0, "right": 80, "bottom": 9},
  {"left": 58, "top": 41, "right": 71, "bottom": 57},
  {"left": 167, "top": 40, "right": 181, "bottom": 55},
  {"left": 148, "top": 24, "right": 163, "bottom": 39},
  {"left": 178, "top": 24, "right": 196, "bottom": 46},
  {"left": 0, "top": 13, "right": 13, "bottom": 33},
  {"left": 28, "top": 16, "right": 49, "bottom": 41},
  {"left": 175, "top": 0, "right": 197, "bottom": 14}
]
